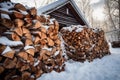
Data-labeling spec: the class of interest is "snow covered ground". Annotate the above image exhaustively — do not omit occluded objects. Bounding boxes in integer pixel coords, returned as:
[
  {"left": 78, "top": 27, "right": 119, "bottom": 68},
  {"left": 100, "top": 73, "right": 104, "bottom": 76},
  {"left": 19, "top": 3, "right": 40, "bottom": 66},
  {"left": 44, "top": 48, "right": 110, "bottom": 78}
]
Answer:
[{"left": 37, "top": 44, "right": 120, "bottom": 80}]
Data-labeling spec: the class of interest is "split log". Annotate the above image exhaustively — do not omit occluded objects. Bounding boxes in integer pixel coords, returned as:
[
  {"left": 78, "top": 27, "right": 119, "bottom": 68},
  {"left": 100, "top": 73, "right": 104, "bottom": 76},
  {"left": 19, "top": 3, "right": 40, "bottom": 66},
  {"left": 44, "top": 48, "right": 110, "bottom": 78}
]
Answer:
[
  {"left": 17, "top": 52, "right": 28, "bottom": 61},
  {"left": 40, "top": 27, "right": 47, "bottom": 33},
  {"left": 47, "top": 38, "right": 54, "bottom": 47},
  {"left": 14, "top": 27, "right": 23, "bottom": 36},
  {"left": 14, "top": 19, "right": 24, "bottom": 27},
  {"left": 40, "top": 32, "right": 47, "bottom": 40},
  {"left": 0, "top": 2, "right": 65, "bottom": 79},
  {"left": 0, "top": 44, "right": 6, "bottom": 54},
  {"left": 14, "top": 3, "right": 26, "bottom": 11},
  {"left": 22, "top": 71, "right": 31, "bottom": 80},
  {"left": 29, "top": 7, "right": 37, "bottom": 17},
  {"left": 24, "top": 18, "right": 32, "bottom": 24},
  {"left": 60, "top": 26, "right": 110, "bottom": 62},
  {"left": 3, "top": 57, "right": 17, "bottom": 69},
  {"left": 0, "top": 18, "right": 14, "bottom": 28},
  {"left": 32, "top": 20, "right": 42, "bottom": 29},
  {"left": 3, "top": 50, "right": 15, "bottom": 59},
  {"left": 34, "top": 36, "right": 40, "bottom": 45},
  {"left": 12, "top": 11, "right": 24, "bottom": 19},
  {"left": 12, "top": 32, "right": 21, "bottom": 41},
  {"left": 0, "top": 66, "right": 4, "bottom": 74},
  {"left": 25, "top": 39, "right": 33, "bottom": 46},
  {"left": 26, "top": 48, "right": 35, "bottom": 56}
]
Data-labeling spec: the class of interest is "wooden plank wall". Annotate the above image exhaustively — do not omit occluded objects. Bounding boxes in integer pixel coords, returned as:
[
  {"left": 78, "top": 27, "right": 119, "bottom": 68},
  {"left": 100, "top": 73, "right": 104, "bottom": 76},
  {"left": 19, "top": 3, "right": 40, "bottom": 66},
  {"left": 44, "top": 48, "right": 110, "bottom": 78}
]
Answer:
[{"left": 49, "top": 5, "right": 80, "bottom": 29}]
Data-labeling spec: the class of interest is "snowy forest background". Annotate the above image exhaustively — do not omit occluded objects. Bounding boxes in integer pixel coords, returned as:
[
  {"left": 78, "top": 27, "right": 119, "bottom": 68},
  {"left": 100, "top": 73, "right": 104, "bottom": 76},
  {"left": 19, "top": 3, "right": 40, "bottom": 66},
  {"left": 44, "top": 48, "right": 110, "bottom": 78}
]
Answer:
[{"left": 11, "top": 0, "right": 120, "bottom": 42}]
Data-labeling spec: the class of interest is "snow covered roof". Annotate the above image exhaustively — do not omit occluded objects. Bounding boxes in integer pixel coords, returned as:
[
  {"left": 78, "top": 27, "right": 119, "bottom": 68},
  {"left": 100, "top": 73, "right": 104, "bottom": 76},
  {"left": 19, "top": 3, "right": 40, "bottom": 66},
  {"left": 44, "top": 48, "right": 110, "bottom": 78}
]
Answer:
[{"left": 38, "top": 0, "right": 89, "bottom": 27}]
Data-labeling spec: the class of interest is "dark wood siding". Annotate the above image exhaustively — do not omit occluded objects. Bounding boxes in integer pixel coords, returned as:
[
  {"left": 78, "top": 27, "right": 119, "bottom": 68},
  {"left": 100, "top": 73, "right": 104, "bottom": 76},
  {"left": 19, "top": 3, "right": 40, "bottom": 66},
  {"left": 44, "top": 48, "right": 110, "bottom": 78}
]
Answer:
[{"left": 47, "top": 3, "right": 86, "bottom": 29}]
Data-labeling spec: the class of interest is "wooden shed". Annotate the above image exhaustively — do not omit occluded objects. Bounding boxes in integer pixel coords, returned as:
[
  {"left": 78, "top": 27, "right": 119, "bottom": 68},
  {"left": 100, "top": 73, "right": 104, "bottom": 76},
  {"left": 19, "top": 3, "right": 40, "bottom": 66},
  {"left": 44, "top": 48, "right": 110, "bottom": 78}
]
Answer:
[{"left": 38, "top": 0, "right": 89, "bottom": 28}]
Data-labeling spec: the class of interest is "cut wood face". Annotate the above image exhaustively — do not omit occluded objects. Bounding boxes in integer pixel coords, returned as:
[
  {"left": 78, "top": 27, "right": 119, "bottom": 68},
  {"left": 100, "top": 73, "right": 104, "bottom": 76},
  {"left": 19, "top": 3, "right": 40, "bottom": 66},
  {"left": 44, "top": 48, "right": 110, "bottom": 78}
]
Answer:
[
  {"left": 18, "top": 52, "right": 28, "bottom": 61},
  {"left": 26, "top": 48, "right": 35, "bottom": 56},
  {"left": 60, "top": 26, "right": 110, "bottom": 62},
  {"left": 3, "top": 50, "right": 15, "bottom": 59},
  {"left": 14, "top": 3, "right": 26, "bottom": 11},
  {"left": 12, "top": 11, "right": 24, "bottom": 19},
  {"left": 0, "top": 1, "right": 65, "bottom": 79},
  {"left": 14, "top": 19, "right": 24, "bottom": 27}
]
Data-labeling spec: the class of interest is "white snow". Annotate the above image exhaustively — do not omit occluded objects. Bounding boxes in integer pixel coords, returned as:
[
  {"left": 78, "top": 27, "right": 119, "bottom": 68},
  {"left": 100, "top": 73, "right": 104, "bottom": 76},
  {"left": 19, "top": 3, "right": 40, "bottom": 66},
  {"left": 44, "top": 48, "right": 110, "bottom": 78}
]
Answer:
[
  {"left": 42, "top": 47, "right": 52, "bottom": 51},
  {"left": 32, "top": 20, "right": 38, "bottom": 23},
  {"left": 24, "top": 45, "right": 34, "bottom": 50},
  {"left": 43, "top": 25, "right": 50, "bottom": 30},
  {"left": 62, "top": 25, "right": 84, "bottom": 32},
  {"left": 0, "top": 36, "right": 23, "bottom": 46},
  {"left": 49, "top": 18, "right": 55, "bottom": 24},
  {"left": 1, "top": 13, "right": 10, "bottom": 19},
  {"left": 34, "top": 59, "right": 40, "bottom": 67},
  {"left": 54, "top": 51, "right": 59, "bottom": 56},
  {"left": 0, "top": 1, "right": 14, "bottom": 9},
  {"left": 19, "top": 10, "right": 28, "bottom": 15},
  {"left": 37, "top": 44, "right": 120, "bottom": 80},
  {"left": 2, "top": 46, "right": 12, "bottom": 55},
  {"left": 0, "top": 8, "right": 9, "bottom": 12}
]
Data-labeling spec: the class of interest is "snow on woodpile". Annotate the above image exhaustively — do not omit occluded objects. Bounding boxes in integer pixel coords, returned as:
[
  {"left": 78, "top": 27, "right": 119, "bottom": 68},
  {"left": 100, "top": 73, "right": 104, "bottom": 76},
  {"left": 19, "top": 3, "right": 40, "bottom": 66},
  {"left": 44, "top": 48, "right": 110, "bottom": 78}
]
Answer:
[
  {"left": 0, "top": 1, "right": 65, "bottom": 80},
  {"left": 60, "top": 25, "right": 110, "bottom": 62}
]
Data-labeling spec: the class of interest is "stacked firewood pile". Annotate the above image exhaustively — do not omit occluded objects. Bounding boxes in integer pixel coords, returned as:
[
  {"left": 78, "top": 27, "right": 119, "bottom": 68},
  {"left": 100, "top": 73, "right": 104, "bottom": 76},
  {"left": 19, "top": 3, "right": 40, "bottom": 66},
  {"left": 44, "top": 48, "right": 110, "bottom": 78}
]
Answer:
[
  {"left": 60, "top": 25, "right": 110, "bottom": 62},
  {"left": 0, "top": 1, "right": 65, "bottom": 80}
]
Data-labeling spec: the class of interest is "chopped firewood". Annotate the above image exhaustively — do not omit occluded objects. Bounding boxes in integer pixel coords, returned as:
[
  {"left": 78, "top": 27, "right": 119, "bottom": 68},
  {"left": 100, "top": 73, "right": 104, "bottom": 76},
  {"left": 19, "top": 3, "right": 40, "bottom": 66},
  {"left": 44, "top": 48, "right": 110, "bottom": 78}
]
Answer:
[
  {"left": 33, "top": 21, "right": 42, "bottom": 29},
  {"left": 35, "top": 70, "right": 43, "bottom": 78},
  {"left": 39, "top": 49, "right": 48, "bottom": 60},
  {"left": 20, "top": 64, "right": 30, "bottom": 72},
  {"left": 3, "top": 50, "right": 15, "bottom": 59},
  {"left": 27, "top": 54, "right": 34, "bottom": 63},
  {"left": 55, "top": 39, "right": 61, "bottom": 45},
  {"left": 29, "top": 7, "right": 37, "bottom": 16},
  {"left": 18, "top": 52, "right": 28, "bottom": 60},
  {"left": 40, "top": 27, "right": 47, "bottom": 33},
  {"left": 12, "top": 32, "right": 21, "bottom": 41},
  {"left": 26, "top": 48, "right": 35, "bottom": 56},
  {"left": 0, "top": 25, "right": 8, "bottom": 35},
  {"left": 0, "top": 44, "right": 6, "bottom": 54},
  {"left": 47, "top": 38, "right": 54, "bottom": 46},
  {"left": 0, "top": 2, "right": 65, "bottom": 79},
  {"left": 40, "top": 32, "right": 47, "bottom": 39},
  {"left": 0, "top": 66, "right": 4, "bottom": 74},
  {"left": 51, "top": 47, "right": 57, "bottom": 55},
  {"left": 54, "top": 20, "right": 59, "bottom": 31},
  {"left": 11, "top": 75, "right": 22, "bottom": 80},
  {"left": 34, "top": 36, "right": 40, "bottom": 45},
  {"left": 22, "top": 27, "right": 30, "bottom": 34},
  {"left": 12, "top": 11, "right": 24, "bottom": 19},
  {"left": 24, "top": 33, "right": 32, "bottom": 40},
  {"left": 4, "top": 70, "right": 16, "bottom": 80},
  {"left": 3, "top": 57, "right": 17, "bottom": 69},
  {"left": 25, "top": 39, "right": 33, "bottom": 46},
  {"left": 0, "top": 18, "right": 14, "bottom": 28},
  {"left": 22, "top": 71, "right": 31, "bottom": 80},
  {"left": 14, "top": 19, "right": 24, "bottom": 27},
  {"left": 40, "top": 39, "right": 47, "bottom": 46},
  {"left": 14, "top": 27, "right": 23, "bottom": 36},
  {"left": 60, "top": 26, "right": 110, "bottom": 62},
  {"left": 14, "top": 3, "right": 26, "bottom": 11},
  {"left": 24, "top": 18, "right": 32, "bottom": 24}
]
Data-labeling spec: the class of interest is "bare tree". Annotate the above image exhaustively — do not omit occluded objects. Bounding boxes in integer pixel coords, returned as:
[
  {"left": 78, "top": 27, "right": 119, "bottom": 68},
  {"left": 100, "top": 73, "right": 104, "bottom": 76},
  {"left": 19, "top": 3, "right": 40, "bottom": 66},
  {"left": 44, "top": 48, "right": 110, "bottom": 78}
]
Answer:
[
  {"left": 75, "top": 0, "right": 93, "bottom": 27},
  {"left": 104, "top": 0, "right": 119, "bottom": 41}
]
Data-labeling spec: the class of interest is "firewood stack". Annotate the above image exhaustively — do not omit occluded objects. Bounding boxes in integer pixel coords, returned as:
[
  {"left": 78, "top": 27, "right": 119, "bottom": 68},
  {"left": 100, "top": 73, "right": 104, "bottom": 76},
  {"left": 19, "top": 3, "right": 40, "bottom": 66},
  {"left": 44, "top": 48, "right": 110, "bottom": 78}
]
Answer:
[
  {"left": 0, "top": 1, "right": 65, "bottom": 80},
  {"left": 60, "top": 25, "right": 110, "bottom": 62}
]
